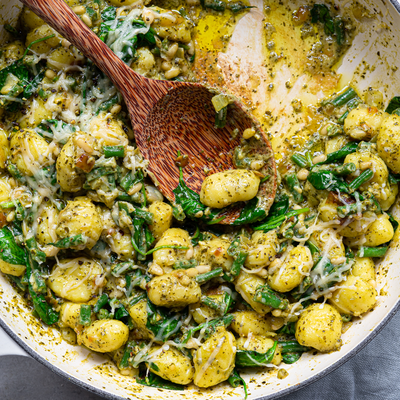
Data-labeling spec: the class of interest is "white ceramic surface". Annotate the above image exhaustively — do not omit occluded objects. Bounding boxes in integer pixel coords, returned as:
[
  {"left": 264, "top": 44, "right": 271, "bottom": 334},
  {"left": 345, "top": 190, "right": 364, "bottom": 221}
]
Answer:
[{"left": 1, "top": 0, "right": 400, "bottom": 399}]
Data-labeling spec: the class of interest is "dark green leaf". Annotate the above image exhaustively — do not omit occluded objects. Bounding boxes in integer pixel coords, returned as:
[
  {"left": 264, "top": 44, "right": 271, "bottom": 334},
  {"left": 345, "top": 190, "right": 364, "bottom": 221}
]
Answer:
[
  {"left": 50, "top": 234, "right": 87, "bottom": 249},
  {"left": 236, "top": 342, "right": 277, "bottom": 367},
  {"left": 137, "top": 371, "right": 184, "bottom": 391},
  {"left": 0, "top": 227, "right": 28, "bottom": 266},
  {"left": 228, "top": 369, "right": 248, "bottom": 399},
  {"left": 307, "top": 170, "right": 349, "bottom": 193},
  {"left": 385, "top": 96, "right": 400, "bottom": 114}
]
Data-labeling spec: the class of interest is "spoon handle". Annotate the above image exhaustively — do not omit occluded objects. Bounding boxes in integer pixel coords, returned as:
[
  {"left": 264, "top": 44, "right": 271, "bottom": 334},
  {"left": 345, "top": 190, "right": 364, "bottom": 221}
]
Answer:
[{"left": 20, "top": 0, "right": 172, "bottom": 125}]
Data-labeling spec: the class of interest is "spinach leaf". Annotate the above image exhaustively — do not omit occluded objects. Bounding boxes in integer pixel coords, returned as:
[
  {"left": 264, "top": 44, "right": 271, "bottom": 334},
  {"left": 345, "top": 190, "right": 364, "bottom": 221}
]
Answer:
[
  {"left": 307, "top": 170, "right": 349, "bottom": 193},
  {"left": 228, "top": 369, "right": 248, "bottom": 399},
  {"left": 253, "top": 207, "right": 309, "bottom": 232},
  {"left": 386, "top": 96, "right": 400, "bottom": 114},
  {"left": 146, "top": 301, "right": 183, "bottom": 341},
  {"left": 29, "top": 286, "right": 59, "bottom": 325},
  {"left": 173, "top": 167, "right": 207, "bottom": 219},
  {"left": 50, "top": 234, "right": 88, "bottom": 249},
  {"left": 235, "top": 342, "right": 277, "bottom": 367},
  {"left": 268, "top": 195, "right": 289, "bottom": 218},
  {"left": 230, "top": 197, "right": 266, "bottom": 225},
  {"left": 136, "top": 371, "right": 185, "bottom": 391},
  {"left": 0, "top": 227, "right": 28, "bottom": 266},
  {"left": 282, "top": 352, "right": 302, "bottom": 364}
]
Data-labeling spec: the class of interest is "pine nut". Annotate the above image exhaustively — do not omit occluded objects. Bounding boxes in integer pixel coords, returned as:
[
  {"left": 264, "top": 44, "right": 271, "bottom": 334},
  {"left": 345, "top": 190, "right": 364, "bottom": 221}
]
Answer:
[
  {"left": 243, "top": 128, "right": 256, "bottom": 139},
  {"left": 127, "top": 183, "right": 143, "bottom": 196},
  {"left": 331, "top": 256, "right": 346, "bottom": 265},
  {"left": 185, "top": 247, "right": 194, "bottom": 259},
  {"left": 164, "top": 67, "right": 180, "bottom": 80},
  {"left": 110, "top": 104, "right": 121, "bottom": 114},
  {"left": 272, "top": 309, "right": 282, "bottom": 317},
  {"left": 148, "top": 263, "right": 164, "bottom": 276},
  {"left": 81, "top": 13, "right": 92, "bottom": 27},
  {"left": 297, "top": 168, "right": 309, "bottom": 181},
  {"left": 195, "top": 265, "right": 211, "bottom": 274},
  {"left": 256, "top": 268, "right": 268, "bottom": 278},
  {"left": 74, "top": 136, "right": 93, "bottom": 154},
  {"left": 161, "top": 61, "right": 172, "bottom": 71},
  {"left": 360, "top": 161, "right": 372, "bottom": 170},
  {"left": 166, "top": 43, "right": 179, "bottom": 59},
  {"left": 251, "top": 160, "right": 264, "bottom": 170},
  {"left": 187, "top": 40, "right": 195, "bottom": 55},
  {"left": 6, "top": 211, "right": 15, "bottom": 222},
  {"left": 313, "top": 154, "right": 327, "bottom": 164},
  {"left": 45, "top": 69, "right": 56, "bottom": 80},
  {"left": 62, "top": 39, "right": 71, "bottom": 48},
  {"left": 186, "top": 268, "right": 199, "bottom": 277},
  {"left": 72, "top": 5, "right": 86, "bottom": 15}
]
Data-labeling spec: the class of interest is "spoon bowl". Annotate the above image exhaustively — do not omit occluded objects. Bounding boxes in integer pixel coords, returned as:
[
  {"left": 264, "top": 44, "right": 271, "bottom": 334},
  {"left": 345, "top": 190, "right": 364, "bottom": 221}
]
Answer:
[{"left": 21, "top": 0, "right": 277, "bottom": 222}]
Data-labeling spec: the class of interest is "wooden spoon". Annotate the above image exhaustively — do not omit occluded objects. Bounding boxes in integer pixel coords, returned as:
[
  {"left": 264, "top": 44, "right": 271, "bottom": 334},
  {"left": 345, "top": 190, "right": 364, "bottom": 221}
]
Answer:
[{"left": 21, "top": 0, "right": 277, "bottom": 223}]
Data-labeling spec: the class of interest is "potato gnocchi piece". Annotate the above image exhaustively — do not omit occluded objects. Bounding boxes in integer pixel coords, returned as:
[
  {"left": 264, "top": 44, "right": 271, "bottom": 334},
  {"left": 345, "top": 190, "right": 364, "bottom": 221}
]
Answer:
[
  {"left": 351, "top": 257, "right": 375, "bottom": 283},
  {"left": 79, "top": 320, "right": 129, "bottom": 353},
  {"left": 310, "top": 230, "right": 345, "bottom": 263},
  {"left": 147, "top": 346, "right": 194, "bottom": 385},
  {"left": 147, "top": 269, "right": 201, "bottom": 308},
  {"left": 88, "top": 112, "right": 129, "bottom": 148},
  {"left": 36, "top": 202, "right": 59, "bottom": 257},
  {"left": 148, "top": 201, "right": 173, "bottom": 240},
  {"left": 340, "top": 211, "right": 376, "bottom": 238},
  {"left": 268, "top": 246, "right": 313, "bottom": 292},
  {"left": 199, "top": 237, "right": 233, "bottom": 271},
  {"left": 0, "top": 176, "right": 12, "bottom": 203},
  {"left": 152, "top": 228, "right": 191, "bottom": 269},
  {"left": 47, "top": 257, "right": 103, "bottom": 302},
  {"left": 245, "top": 230, "right": 278, "bottom": 269},
  {"left": 193, "top": 327, "right": 236, "bottom": 388},
  {"left": 56, "top": 134, "right": 87, "bottom": 192},
  {"left": 343, "top": 105, "right": 386, "bottom": 141},
  {"left": 10, "top": 129, "right": 52, "bottom": 176},
  {"left": 295, "top": 303, "right": 342, "bottom": 352},
  {"left": 200, "top": 170, "right": 260, "bottom": 208},
  {"left": 128, "top": 299, "right": 154, "bottom": 340},
  {"left": 25, "top": 24, "right": 61, "bottom": 54},
  {"left": 47, "top": 47, "right": 83, "bottom": 70},
  {"left": 59, "top": 302, "right": 85, "bottom": 330},
  {"left": 21, "top": 6, "right": 44, "bottom": 30},
  {"left": 353, "top": 213, "right": 394, "bottom": 247},
  {"left": 330, "top": 275, "right": 377, "bottom": 316},
  {"left": 132, "top": 47, "right": 156, "bottom": 76},
  {"left": 231, "top": 310, "right": 274, "bottom": 337},
  {"left": 344, "top": 150, "right": 394, "bottom": 208},
  {"left": 56, "top": 198, "right": 102, "bottom": 249},
  {"left": 235, "top": 271, "right": 272, "bottom": 314}
]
